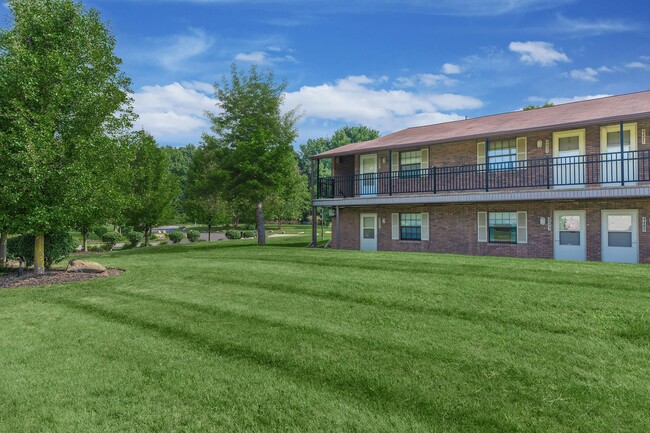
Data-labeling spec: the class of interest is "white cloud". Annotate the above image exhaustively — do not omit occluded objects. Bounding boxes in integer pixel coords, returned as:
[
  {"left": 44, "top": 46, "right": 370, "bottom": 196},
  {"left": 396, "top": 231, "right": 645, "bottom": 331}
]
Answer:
[
  {"left": 626, "top": 61, "right": 650, "bottom": 71},
  {"left": 394, "top": 73, "right": 457, "bottom": 88},
  {"left": 153, "top": 28, "right": 214, "bottom": 71},
  {"left": 234, "top": 50, "right": 297, "bottom": 64},
  {"left": 442, "top": 63, "right": 461, "bottom": 74},
  {"left": 567, "top": 65, "right": 614, "bottom": 82},
  {"left": 132, "top": 82, "right": 217, "bottom": 144},
  {"left": 284, "top": 75, "right": 482, "bottom": 135},
  {"left": 234, "top": 51, "right": 267, "bottom": 62},
  {"left": 568, "top": 67, "right": 599, "bottom": 82},
  {"left": 113, "top": 0, "right": 572, "bottom": 17},
  {"left": 547, "top": 94, "right": 611, "bottom": 105},
  {"left": 508, "top": 41, "right": 570, "bottom": 66},
  {"left": 554, "top": 13, "right": 637, "bottom": 35}
]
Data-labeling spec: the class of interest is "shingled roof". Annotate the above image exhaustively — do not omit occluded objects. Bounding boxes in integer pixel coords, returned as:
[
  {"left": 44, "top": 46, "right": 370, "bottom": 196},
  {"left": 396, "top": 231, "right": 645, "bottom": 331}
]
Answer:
[{"left": 314, "top": 90, "right": 650, "bottom": 159}]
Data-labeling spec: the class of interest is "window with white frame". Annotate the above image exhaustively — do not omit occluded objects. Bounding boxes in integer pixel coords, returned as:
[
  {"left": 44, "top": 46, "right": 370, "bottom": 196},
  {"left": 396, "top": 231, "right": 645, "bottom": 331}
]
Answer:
[
  {"left": 400, "top": 213, "right": 422, "bottom": 240},
  {"left": 488, "top": 139, "right": 517, "bottom": 170},
  {"left": 488, "top": 212, "right": 517, "bottom": 243},
  {"left": 392, "top": 212, "right": 429, "bottom": 241},
  {"left": 399, "top": 151, "right": 421, "bottom": 178},
  {"left": 477, "top": 211, "right": 527, "bottom": 244}
]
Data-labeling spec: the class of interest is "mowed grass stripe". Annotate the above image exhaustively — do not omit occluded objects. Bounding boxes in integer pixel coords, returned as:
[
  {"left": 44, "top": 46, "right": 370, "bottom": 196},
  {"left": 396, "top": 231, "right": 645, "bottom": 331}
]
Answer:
[{"left": 1, "top": 237, "right": 649, "bottom": 432}]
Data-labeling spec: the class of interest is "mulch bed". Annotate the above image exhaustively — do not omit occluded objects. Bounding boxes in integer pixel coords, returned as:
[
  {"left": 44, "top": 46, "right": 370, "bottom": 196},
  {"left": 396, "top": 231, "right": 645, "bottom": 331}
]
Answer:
[{"left": 0, "top": 268, "right": 124, "bottom": 289}]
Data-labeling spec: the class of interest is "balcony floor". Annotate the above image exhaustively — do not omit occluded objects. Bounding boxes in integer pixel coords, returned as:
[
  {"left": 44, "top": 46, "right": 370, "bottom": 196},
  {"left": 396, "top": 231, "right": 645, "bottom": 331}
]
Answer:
[{"left": 313, "top": 185, "right": 650, "bottom": 207}]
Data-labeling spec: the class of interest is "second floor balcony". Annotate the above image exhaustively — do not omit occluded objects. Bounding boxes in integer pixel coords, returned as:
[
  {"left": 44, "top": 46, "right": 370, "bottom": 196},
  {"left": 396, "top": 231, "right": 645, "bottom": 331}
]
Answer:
[{"left": 315, "top": 149, "right": 650, "bottom": 200}]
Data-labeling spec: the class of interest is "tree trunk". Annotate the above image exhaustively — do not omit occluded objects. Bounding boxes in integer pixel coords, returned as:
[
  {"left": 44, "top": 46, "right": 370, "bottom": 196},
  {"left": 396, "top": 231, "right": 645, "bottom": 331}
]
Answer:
[
  {"left": 256, "top": 202, "right": 266, "bottom": 246},
  {"left": 278, "top": 220, "right": 283, "bottom": 231},
  {"left": 81, "top": 230, "right": 88, "bottom": 252},
  {"left": 34, "top": 234, "right": 45, "bottom": 275},
  {"left": 208, "top": 225, "right": 212, "bottom": 242},
  {"left": 144, "top": 227, "right": 150, "bottom": 247},
  {"left": 0, "top": 232, "right": 7, "bottom": 266}
]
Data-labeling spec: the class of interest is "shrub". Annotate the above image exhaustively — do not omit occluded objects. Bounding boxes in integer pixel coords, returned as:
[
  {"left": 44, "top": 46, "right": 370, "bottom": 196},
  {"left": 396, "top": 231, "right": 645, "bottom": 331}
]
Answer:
[
  {"left": 169, "top": 231, "right": 184, "bottom": 244},
  {"left": 241, "top": 230, "right": 256, "bottom": 239},
  {"left": 127, "top": 231, "right": 144, "bottom": 247},
  {"left": 100, "top": 243, "right": 113, "bottom": 251},
  {"left": 88, "top": 245, "right": 103, "bottom": 252},
  {"left": 121, "top": 226, "right": 134, "bottom": 236},
  {"left": 93, "top": 227, "right": 108, "bottom": 239},
  {"left": 101, "top": 232, "right": 121, "bottom": 250},
  {"left": 225, "top": 230, "right": 241, "bottom": 240},
  {"left": 243, "top": 224, "right": 256, "bottom": 231},
  {"left": 187, "top": 230, "right": 201, "bottom": 243},
  {"left": 7, "top": 233, "right": 78, "bottom": 269}
]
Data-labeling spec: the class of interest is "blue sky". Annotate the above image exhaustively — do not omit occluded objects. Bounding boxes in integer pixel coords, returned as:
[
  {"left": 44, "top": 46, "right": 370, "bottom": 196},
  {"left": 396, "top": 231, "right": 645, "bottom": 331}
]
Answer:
[{"left": 5, "top": 0, "right": 650, "bottom": 147}]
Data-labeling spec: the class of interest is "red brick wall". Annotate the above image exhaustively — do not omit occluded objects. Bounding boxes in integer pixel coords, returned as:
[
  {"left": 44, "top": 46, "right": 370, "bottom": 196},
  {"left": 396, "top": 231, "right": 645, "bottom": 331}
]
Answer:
[{"left": 333, "top": 198, "right": 650, "bottom": 263}]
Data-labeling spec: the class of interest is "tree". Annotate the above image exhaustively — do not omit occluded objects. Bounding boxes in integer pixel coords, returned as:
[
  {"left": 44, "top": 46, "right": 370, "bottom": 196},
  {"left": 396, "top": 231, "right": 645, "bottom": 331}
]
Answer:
[
  {"left": 74, "top": 135, "right": 127, "bottom": 252},
  {"left": 298, "top": 125, "right": 379, "bottom": 182},
  {"left": 265, "top": 165, "right": 309, "bottom": 230},
  {"left": 122, "top": 131, "right": 179, "bottom": 246},
  {"left": 0, "top": 0, "right": 134, "bottom": 273},
  {"left": 203, "top": 64, "right": 299, "bottom": 246},
  {"left": 523, "top": 102, "right": 554, "bottom": 110},
  {"left": 185, "top": 145, "right": 228, "bottom": 241},
  {"left": 162, "top": 144, "right": 196, "bottom": 219}
]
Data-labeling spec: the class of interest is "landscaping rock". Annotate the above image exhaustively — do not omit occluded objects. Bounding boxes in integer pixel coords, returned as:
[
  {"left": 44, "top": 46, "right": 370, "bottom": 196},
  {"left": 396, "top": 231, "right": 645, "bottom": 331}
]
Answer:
[{"left": 66, "top": 260, "right": 106, "bottom": 273}]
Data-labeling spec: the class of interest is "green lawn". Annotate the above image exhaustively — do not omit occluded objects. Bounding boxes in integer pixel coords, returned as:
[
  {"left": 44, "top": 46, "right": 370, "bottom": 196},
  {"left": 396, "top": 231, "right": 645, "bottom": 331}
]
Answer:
[{"left": 1, "top": 238, "right": 649, "bottom": 432}]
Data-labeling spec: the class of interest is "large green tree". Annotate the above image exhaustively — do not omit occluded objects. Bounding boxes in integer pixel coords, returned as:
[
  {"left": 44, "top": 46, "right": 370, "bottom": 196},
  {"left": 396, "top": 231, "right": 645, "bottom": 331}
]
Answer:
[
  {"left": 122, "top": 131, "right": 179, "bottom": 246},
  {"left": 0, "top": 0, "right": 133, "bottom": 273},
  {"left": 203, "top": 64, "right": 299, "bottom": 246}
]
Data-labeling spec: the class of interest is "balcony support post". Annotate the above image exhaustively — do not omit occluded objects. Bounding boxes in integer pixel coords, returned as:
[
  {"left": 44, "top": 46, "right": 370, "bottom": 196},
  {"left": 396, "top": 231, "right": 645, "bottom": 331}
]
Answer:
[
  {"left": 388, "top": 151, "right": 392, "bottom": 196},
  {"left": 485, "top": 138, "right": 490, "bottom": 192},
  {"left": 310, "top": 159, "right": 317, "bottom": 247},
  {"left": 620, "top": 121, "right": 625, "bottom": 186},
  {"left": 546, "top": 156, "right": 551, "bottom": 189},
  {"left": 433, "top": 166, "right": 437, "bottom": 194}
]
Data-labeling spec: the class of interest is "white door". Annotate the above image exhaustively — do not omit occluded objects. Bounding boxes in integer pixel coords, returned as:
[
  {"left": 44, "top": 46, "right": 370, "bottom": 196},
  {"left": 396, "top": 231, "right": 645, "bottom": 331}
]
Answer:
[
  {"left": 553, "top": 129, "right": 585, "bottom": 188},
  {"left": 600, "top": 124, "right": 637, "bottom": 185},
  {"left": 360, "top": 213, "right": 377, "bottom": 251},
  {"left": 360, "top": 154, "right": 378, "bottom": 196},
  {"left": 602, "top": 210, "right": 638, "bottom": 264},
  {"left": 554, "top": 211, "right": 586, "bottom": 261}
]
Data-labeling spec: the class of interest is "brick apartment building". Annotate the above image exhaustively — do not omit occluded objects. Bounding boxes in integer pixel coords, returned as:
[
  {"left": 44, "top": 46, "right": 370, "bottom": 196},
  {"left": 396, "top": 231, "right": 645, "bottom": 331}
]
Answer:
[{"left": 310, "top": 90, "right": 650, "bottom": 264}]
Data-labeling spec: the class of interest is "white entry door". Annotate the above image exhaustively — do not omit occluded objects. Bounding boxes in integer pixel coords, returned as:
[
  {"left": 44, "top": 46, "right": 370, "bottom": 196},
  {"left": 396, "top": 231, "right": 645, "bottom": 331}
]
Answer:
[
  {"left": 602, "top": 210, "right": 638, "bottom": 264},
  {"left": 360, "top": 213, "right": 378, "bottom": 251},
  {"left": 554, "top": 211, "right": 586, "bottom": 261},
  {"left": 553, "top": 129, "right": 585, "bottom": 188},
  {"left": 360, "top": 154, "right": 378, "bottom": 196},
  {"left": 600, "top": 124, "right": 637, "bottom": 185}
]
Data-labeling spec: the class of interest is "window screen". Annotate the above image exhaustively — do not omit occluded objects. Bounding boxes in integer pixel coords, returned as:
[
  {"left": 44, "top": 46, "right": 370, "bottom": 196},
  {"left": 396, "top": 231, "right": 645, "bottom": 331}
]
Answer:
[{"left": 399, "top": 151, "right": 421, "bottom": 177}]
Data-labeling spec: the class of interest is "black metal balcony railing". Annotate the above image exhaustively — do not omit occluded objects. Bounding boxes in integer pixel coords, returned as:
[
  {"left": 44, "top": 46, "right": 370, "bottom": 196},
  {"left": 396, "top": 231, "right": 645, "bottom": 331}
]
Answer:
[{"left": 316, "top": 149, "right": 650, "bottom": 199}]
